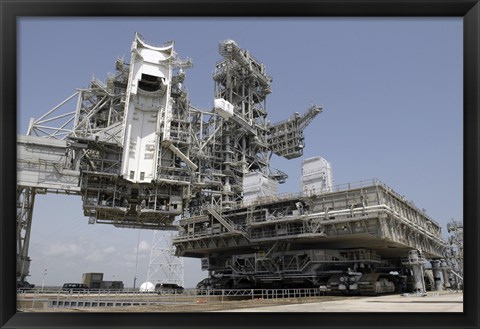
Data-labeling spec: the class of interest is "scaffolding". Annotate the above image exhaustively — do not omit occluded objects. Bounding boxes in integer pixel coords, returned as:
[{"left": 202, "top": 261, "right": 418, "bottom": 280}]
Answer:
[
  {"left": 445, "top": 219, "right": 463, "bottom": 289},
  {"left": 17, "top": 35, "right": 450, "bottom": 292},
  {"left": 16, "top": 35, "right": 321, "bottom": 282}
]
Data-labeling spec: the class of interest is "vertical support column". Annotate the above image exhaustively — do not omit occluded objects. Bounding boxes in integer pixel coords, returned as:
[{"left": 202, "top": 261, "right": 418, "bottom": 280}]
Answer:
[
  {"left": 16, "top": 186, "right": 36, "bottom": 281},
  {"left": 431, "top": 260, "right": 443, "bottom": 291},
  {"left": 404, "top": 250, "right": 427, "bottom": 294},
  {"left": 440, "top": 260, "right": 451, "bottom": 289}
]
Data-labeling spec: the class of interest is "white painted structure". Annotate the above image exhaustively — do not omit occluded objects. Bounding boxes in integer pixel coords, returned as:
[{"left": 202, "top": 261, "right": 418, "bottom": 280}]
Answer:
[
  {"left": 17, "top": 35, "right": 450, "bottom": 294},
  {"left": 214, "top": 98, "right": 234, "bottom": 119},
  {"left": 121, "top": 34, "right": 174, "bottom": 183},
  {"left": 139, "top": 281, "right": 155, "bottom": 292},
  {"left": 146, "top": 230, "right": 184, "bottom": 288},
  {"left": 301, "top": 156, "right": 333, "bottom": 195},
  {"left": 242, "top": 172, "right": 278, "bottom": 202}
]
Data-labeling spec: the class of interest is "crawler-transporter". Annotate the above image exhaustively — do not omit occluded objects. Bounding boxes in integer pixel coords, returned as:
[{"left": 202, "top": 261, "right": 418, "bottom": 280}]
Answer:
[{"left": 18, "top": 34, "right": 455, "bottom": 295}]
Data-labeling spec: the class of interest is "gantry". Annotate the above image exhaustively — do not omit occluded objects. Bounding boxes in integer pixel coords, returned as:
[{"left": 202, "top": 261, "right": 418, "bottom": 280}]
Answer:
[
  {"left": 16, "top": 34, "right": 321, "bottom": 282},
  {"left": 17, "top": 35, "right": 456, "bottom": 295}
]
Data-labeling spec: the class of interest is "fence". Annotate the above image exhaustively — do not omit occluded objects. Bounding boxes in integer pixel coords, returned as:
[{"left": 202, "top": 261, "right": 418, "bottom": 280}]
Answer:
[{"left": 17, "top": 287, "right": 322, "bottom": 310}]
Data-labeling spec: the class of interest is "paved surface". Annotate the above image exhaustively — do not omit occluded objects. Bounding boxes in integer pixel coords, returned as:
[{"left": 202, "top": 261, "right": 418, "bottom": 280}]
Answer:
[
  {"left": 214, "top": 291, "right": 463, "bottom": 312},
  {"left": 19, "top": 291, "right": 463, "bottom": 313}
]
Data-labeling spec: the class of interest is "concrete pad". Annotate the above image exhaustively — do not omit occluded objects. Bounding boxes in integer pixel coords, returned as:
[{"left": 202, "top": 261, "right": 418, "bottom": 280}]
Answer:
[{"left": 214, "top": 291, "right": 464, "bottom": 312}]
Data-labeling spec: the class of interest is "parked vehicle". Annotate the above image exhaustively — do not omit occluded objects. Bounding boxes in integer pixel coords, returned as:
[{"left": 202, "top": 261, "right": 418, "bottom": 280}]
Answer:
[
  {"left": 155, "top": 283, "right": 184, "bottom": 294},
  {"left": 16, "top": 281, "right": 35, "bottom": 291},
  {"left": 62, "top": 283, "right": 89, "bottom": 292}
]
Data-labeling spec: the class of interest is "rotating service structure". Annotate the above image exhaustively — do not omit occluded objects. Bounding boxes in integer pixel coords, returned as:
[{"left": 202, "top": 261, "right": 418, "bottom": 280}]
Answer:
[
  {"left": 17, "top": 34, "right": 455, "bottom": 295},
  {"left": 17, "top": 34, "right": 320, "bottom": 282}
]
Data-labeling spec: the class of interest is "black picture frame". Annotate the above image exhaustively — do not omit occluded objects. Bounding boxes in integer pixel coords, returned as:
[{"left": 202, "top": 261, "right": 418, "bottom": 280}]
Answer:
[{"left": 1, "top": 1, "right": 478, "bottom": 328}]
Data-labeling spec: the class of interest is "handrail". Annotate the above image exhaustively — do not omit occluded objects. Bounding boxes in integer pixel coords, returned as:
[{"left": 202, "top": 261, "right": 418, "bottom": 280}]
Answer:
[{"left": 17, "top": 287, "right": 323, "bottom": 310}]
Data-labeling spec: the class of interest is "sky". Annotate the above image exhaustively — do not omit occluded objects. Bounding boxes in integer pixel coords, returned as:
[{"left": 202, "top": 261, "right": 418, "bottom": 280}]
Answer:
[{"left": 18, "top": 17, "right": 462, "bottom": 288}]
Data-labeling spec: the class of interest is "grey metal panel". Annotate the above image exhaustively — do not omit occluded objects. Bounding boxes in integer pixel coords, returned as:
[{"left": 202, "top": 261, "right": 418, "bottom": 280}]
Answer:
[
  {"left": 174, "top": 182, "right": 446, "bottom": 259},
  {"left": 17, "top": 135, "right": 80, "bottom": 192}
]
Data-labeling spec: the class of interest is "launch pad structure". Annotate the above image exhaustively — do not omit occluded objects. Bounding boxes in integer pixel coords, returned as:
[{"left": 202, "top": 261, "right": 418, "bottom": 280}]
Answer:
[{"left": 17, "top": 33, "right": 460, "bottom": 294}]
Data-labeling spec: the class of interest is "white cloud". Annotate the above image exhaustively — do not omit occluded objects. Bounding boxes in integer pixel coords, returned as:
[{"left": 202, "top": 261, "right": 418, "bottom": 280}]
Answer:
[
  {"left": 41, "top": 241, "right": 119, "bottom": 264},
  {"left": 84, "top": 250, "right": 105, "bottom": 262},
  {"left": 124, "top": 261, "right": 135, "bottom": 268},
  {"left": 137, "top": 240, "right": 150, "bottom": 252},
  {"left": 103, "top": 246, "right": 116, "bottom": 254},
  {"left": 42, "top": 242, "right": 80, "bottom": 257}
]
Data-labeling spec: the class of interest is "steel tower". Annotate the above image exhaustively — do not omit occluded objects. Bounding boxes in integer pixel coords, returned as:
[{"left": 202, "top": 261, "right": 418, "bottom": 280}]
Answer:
[
  {"left": 146, "top": 230, "right": 184, "bottom": 288},
  {"left": 17, "top": 34, "right": 449, "bottom": 296},
  {"left": 16, "top": 34, "right": 321, "bottom": 283}
]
